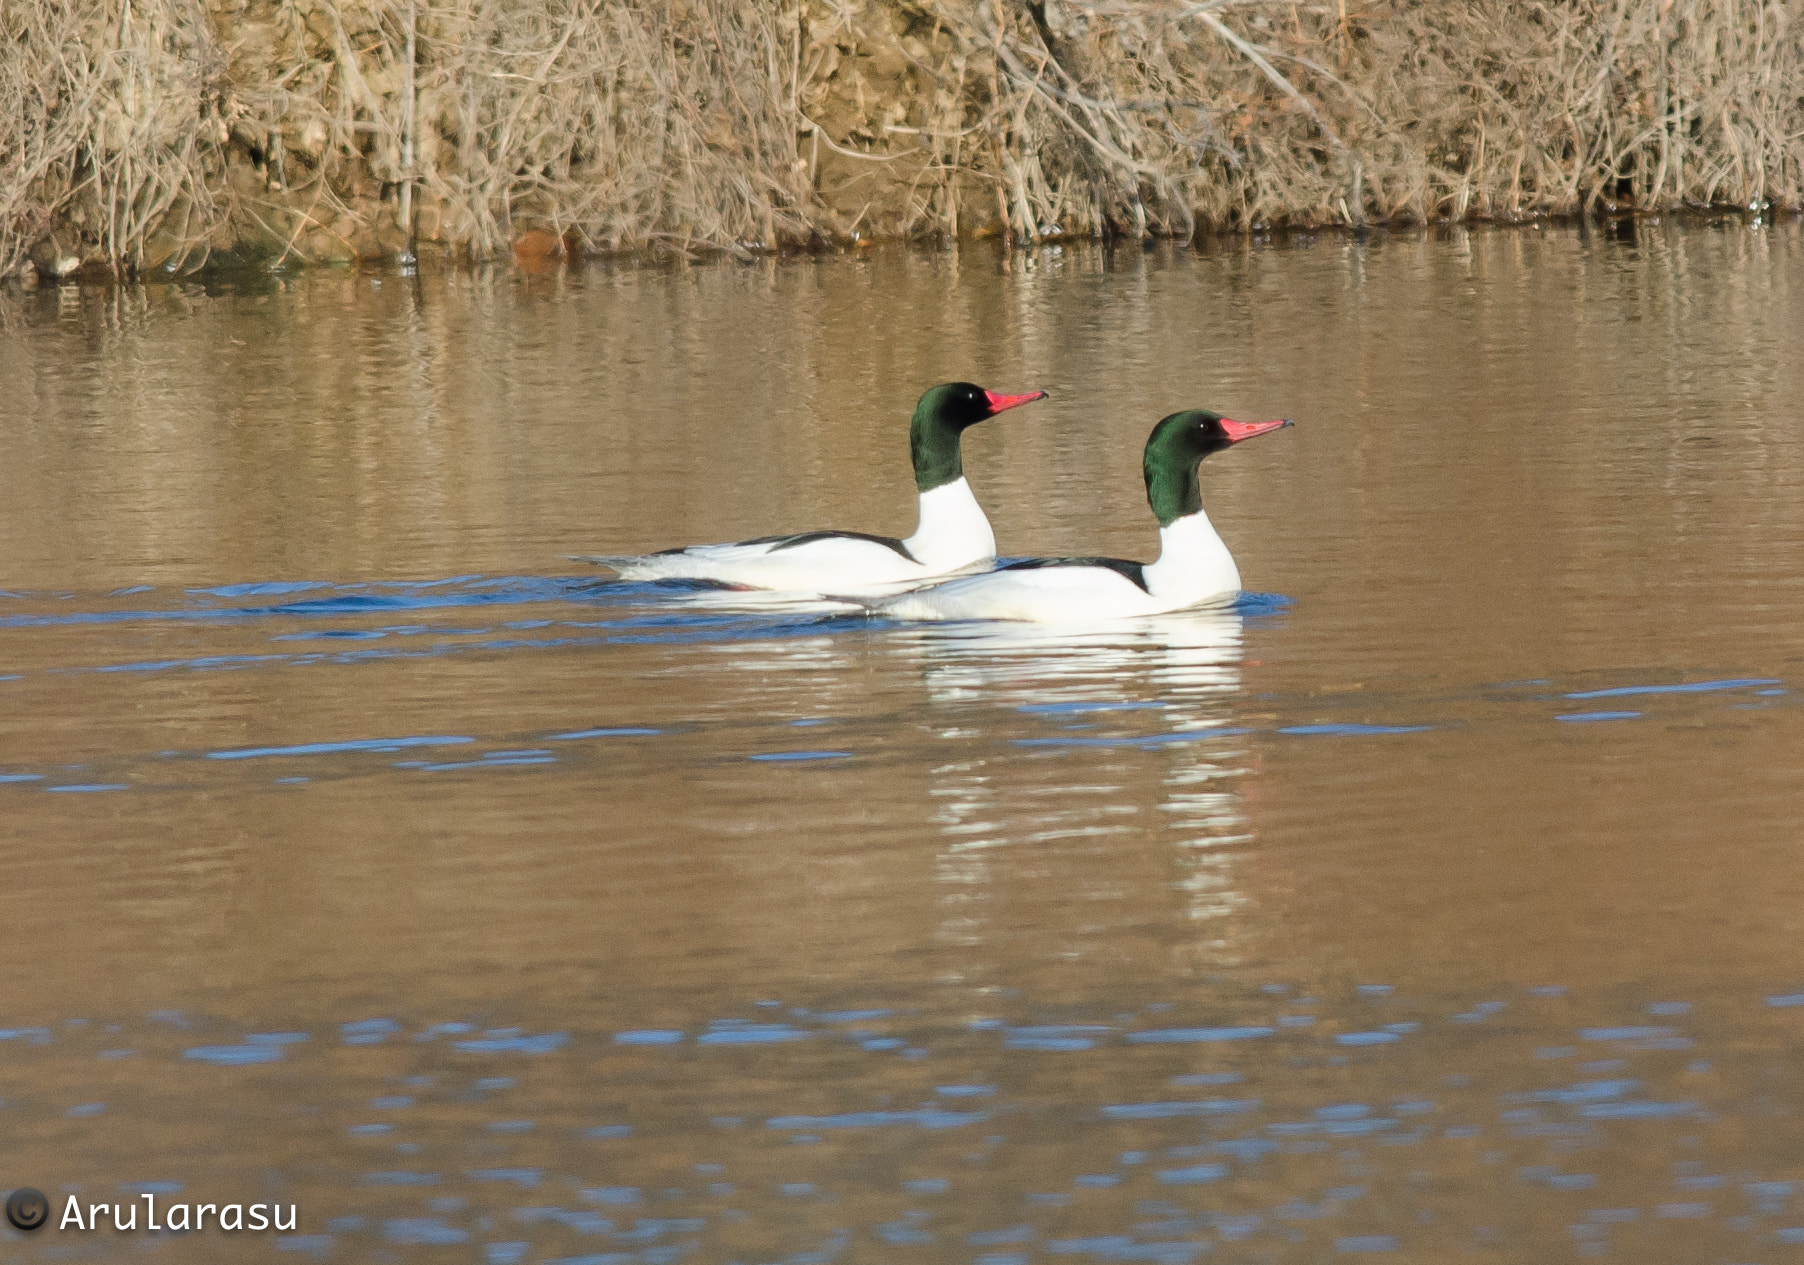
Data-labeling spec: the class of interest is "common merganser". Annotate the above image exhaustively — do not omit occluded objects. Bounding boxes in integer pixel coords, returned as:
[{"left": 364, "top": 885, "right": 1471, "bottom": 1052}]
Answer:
[
  {"left": 581, "top": 382, "right": 1048, "bottom": 593},
  {"left": 878, "top": 410, "right": 1291, "bottom": 622}
]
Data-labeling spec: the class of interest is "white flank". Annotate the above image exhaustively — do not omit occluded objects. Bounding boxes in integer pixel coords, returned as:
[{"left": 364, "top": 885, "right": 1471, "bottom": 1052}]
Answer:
[
  {"left": 588, "top": 477, "right": 997, "bottom": 595},
  {"left": 881, "top": 508, "right": 1241, "bottom": 624}
]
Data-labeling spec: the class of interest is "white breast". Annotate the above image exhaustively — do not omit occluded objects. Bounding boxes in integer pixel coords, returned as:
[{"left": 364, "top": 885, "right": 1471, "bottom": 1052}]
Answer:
[
  {"left": 1140, "top": 511, "right": 1240, "bottom": 605},
  {"left": 902, "top": 478, "right": 996, "bottom": 572}
]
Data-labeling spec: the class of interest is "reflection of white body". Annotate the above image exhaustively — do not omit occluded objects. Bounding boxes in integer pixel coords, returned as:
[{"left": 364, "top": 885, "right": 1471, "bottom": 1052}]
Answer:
[
  {"left": 914, "top": 612, "right": 1254, "bottom": 945},
  {"left": 909, "top": 610, "right": 1245, "bottom": 707},
  {"left": 883, "top": 514, "right": 1241, "bottom": 622},
  {"left": 595, "top": 479, "right": 995, "bottom": 595}
]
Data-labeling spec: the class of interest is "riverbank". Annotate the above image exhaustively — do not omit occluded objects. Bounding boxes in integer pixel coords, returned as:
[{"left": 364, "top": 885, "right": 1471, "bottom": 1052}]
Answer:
[{"left": 4, "top": 0, "right": 1801, "bottom": 278}]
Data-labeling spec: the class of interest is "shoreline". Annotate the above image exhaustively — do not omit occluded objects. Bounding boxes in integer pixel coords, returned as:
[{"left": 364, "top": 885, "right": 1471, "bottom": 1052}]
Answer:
[
  {"left": 5, "top": 1, "right": 1801, "bottom": 281},
  {"left": 4, "top": 208, "right": 1794, "bottom": 292}
]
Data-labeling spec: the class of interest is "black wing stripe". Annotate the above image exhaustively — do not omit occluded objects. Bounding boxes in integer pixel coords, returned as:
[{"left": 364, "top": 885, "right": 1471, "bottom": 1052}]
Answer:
[
  {"left": 759, "top": 530, "right": 918, "bottom": 563},
  {"left": 998, "top": 556, "right": 1149, "bottom": 592},
  {"left": 664, "top": 532, "right": 920, "bottom": 562}
]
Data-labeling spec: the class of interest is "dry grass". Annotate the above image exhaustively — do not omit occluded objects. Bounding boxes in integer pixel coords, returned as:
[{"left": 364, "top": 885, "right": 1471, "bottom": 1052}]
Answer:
[
  {"left": 2, "top": 0, "right": 1801, "bottom": 274},
  {"left": 1, "top": 0, "right": 226, "bottom": 275}
]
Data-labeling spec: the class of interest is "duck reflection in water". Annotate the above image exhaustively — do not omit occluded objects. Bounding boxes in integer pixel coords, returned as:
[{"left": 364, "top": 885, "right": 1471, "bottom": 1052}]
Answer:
[{"left": 900, "top": 612, "right": 1259, "bottom": 966}]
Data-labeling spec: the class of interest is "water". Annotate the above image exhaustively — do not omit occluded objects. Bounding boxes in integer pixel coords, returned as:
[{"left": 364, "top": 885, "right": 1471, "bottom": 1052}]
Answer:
[{"left": 1, "top": 220, "right": 1802, "bottom": 1262}]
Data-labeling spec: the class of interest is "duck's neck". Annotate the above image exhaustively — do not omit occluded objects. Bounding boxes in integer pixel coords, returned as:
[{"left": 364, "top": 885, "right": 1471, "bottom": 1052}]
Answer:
[
  {"left": 1141, "top": 509, "right": 1240, "bottom": 602},
  {"left": 1146, "top": 450, "right": 1204, "bottom": 526},
  {"left": 903, "top": 477, "right": 995, "bottom": 569},
  {"left": 910, "top": 405, "right": 967, "bottom": 493},
  {"left": 1140, "top": 445, "right": 1239, "bottom": 601}
]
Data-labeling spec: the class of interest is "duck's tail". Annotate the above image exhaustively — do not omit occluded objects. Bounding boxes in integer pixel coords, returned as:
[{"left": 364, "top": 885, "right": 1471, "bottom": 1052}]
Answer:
[
  {"left": 820, "top": 590, "right": 893, "bottom": 615},
  {"left": 569, "top": 553, "right": 689, "bottom": 581}
]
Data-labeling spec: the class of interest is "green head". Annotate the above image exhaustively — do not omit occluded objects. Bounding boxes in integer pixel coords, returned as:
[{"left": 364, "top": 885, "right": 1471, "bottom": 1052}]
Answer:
[
  {"left": 1143, "top": 409, "right": 1293, "bottom": 526},
  {"left": 909, "top": 382, "right": 1049, "bottom": 493}
]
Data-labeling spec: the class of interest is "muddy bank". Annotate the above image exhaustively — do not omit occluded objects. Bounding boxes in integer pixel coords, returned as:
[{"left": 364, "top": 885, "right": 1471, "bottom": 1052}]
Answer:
[{"left": 3, "top": 0, "right": 1801, "bottom": 277}]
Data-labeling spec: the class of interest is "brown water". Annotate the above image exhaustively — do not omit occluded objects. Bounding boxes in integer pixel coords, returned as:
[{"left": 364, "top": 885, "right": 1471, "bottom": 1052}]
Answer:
[{"left": 1, "top": 221, "right": 1803, "bottom": 1263}]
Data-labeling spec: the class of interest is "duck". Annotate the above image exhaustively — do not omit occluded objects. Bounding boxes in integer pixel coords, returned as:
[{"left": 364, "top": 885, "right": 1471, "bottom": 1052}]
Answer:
[
  {"left": 876, "top": 409, "right": 1291, "bottom": 622},
  {"left": 580, "top": 382, "right": 1049, "bottom": 593}
]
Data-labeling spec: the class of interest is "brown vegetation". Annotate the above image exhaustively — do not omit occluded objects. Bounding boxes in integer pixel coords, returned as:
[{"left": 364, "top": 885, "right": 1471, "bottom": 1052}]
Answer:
[{"left": 3, "top": 0, "right": 1801, "bottom": 276}]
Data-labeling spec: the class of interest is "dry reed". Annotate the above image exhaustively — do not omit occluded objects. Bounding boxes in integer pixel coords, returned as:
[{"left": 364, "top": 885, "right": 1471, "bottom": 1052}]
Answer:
[{"left": 2, "top": 0, "right": 1800, "bottom": 275}]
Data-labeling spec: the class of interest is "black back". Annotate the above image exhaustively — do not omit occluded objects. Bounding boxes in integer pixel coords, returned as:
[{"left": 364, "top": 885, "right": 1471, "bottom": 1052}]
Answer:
[
  {"left": 745, "top": 530, "right": 919, "bottom": 563},
  {"left": 997, "top": 555, "right": 1149, "bottom": 592}
]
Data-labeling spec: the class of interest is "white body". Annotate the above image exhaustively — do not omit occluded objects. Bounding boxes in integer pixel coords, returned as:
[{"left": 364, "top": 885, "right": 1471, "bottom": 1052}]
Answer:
[
  {"left": 586, "top": 479, "right": 997, "bottom": 595},
  {"left": 880, "top": 511, "right": 1242, "bottom": 623}
]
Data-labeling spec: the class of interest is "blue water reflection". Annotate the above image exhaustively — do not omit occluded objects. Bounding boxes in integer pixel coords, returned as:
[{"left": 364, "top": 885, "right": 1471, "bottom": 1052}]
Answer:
[{"left": 10, "top": 978, "right": 1804, "bottom": 1261}]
